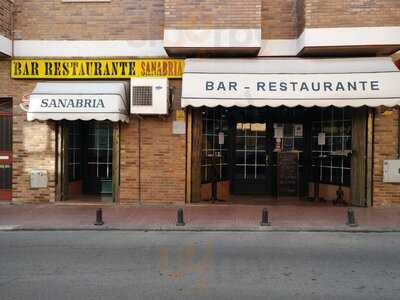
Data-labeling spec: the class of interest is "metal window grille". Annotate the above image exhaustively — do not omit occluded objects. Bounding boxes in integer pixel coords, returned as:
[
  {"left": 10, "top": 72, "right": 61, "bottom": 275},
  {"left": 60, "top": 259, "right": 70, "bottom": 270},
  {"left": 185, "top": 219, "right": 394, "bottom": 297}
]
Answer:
[
  {"left": 67, "top": 123, "right": 81, "bottom": 182},
  {"left": 132, "top": 86, "right": 153, "bottom": 106},
  {"left": 201, "top": 108, "right": 229, "bottom": 183},
  {"left": 311, "top": 107, "right": 352, "bottom": 186}
]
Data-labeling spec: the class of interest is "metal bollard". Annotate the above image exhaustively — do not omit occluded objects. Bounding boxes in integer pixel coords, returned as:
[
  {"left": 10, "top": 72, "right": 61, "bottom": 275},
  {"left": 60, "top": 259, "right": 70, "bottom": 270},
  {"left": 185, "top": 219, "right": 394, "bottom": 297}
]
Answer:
[
  {"left": 94, "top": 208, "right": 104, "bottom": 226},
  {"left": 176, "top": 208, "right": 185, "bottom": 226},
  {"left": 346, "top": 208, "right": 358, "bottom": 227},
  {"left": 260, "top": 208, "right": 271, "bottom": 226}
]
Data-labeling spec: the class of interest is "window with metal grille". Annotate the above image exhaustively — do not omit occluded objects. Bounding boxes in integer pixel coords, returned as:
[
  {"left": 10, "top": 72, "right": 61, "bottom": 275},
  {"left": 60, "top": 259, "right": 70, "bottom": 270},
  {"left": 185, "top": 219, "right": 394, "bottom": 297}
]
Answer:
[
  {"left": 132, "top": 86, "right": 153, "bottom": 106},
  {"left": 201, "top": 108, "right": 230, "bottom": 183},
  {"left": 311, "top": 107, "right": 353, "bottom": 186},
  {"left": 0, "top": 165, "right": 11, "bottom": 189}
]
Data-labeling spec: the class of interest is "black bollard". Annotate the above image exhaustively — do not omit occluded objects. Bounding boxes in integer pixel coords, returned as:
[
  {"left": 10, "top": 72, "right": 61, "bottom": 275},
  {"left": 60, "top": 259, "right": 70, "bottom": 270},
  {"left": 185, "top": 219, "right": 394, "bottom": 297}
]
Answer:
[
  {"left": 176, "top": 208, "right": 185, "bottom": 226},
  {"left": 260, "top": 208, "right": 271, "bottom": 226},
  {"left": 346, "top": 208, "right": 358, "bottom": 227},
  {"left": 94, "top": 208, "right": 104, "bottom": 226}
]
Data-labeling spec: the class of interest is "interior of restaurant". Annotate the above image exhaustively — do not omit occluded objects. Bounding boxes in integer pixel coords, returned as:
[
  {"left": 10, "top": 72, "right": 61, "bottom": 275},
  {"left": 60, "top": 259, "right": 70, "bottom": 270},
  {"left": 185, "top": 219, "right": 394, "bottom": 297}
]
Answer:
[{"left": 199, "top": 106, "right": 354, "bottom": 205}]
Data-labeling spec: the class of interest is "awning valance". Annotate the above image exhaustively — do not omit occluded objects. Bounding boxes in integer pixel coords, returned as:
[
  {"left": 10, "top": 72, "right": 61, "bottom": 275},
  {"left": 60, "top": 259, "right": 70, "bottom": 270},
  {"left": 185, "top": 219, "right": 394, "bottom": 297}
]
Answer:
[
  {"left": 181, "top": 57, "right": 400, "bottom": 108},
  {"left": 27, "top": 81, "right": 129, "bottom": 122}
]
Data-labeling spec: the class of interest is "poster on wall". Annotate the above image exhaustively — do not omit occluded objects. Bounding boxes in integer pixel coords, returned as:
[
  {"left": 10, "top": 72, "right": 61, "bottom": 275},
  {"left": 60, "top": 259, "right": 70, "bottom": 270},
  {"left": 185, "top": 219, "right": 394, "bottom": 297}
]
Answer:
[
  {"left": 294, "top": 124, "right": 303, "bottom": 137},
  {"left": 274, "top": 123, "right": 284, "bottom": 139},
  {"left": 318, "top": 132, "right": 326, "bottom": 146}
]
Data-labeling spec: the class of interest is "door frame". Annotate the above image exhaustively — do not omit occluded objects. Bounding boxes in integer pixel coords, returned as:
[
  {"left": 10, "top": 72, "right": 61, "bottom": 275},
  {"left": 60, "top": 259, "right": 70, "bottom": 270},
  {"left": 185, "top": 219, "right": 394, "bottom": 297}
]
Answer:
[
  {"left": 56, "top": 121, "right": 120, "bottom": 202},
  {"left": 230, "top": 121, "right": 272, "bottom": 195},
  {"left": 0, "top": 98, "right": 13, "bottom": 201}
]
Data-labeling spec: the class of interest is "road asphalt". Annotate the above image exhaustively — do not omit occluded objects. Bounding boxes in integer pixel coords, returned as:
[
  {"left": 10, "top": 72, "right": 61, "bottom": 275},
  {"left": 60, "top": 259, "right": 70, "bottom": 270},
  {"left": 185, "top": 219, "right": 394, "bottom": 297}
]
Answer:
[{"left": 0, "top": 231, "right": 399, "bottom": 300}]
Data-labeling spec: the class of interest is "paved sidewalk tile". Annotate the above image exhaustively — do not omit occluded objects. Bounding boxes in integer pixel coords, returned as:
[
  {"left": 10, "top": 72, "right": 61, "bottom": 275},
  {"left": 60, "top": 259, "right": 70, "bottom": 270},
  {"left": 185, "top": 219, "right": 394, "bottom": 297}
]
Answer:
[{"left": 0, "top": 204, "right": 399, "bottom": 231}]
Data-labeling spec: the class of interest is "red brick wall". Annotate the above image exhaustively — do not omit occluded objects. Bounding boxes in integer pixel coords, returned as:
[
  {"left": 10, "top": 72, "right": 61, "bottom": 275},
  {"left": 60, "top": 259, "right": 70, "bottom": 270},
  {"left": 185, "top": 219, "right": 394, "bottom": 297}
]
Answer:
[
  {"left": 0, "top": 60, "right": 57, "bottom": 203},
  {"left": 13, "top": 0, "right": 164, "bottom": 40},
  {"left": 262, "top": 0, "right": 298, "bottom": 39},
  {"left": 0, "top": 0, "right": 12, "bottom": 39},
  {"left": 373, "top": 107, "right": 400, "bottom": 207},
  {"left": 299, "top": 0, "right": 400, "bottom": 35},
  {"left": 164, "top": 0, "right": 261, "bottom": 29},
  {"left": 1, "top": 60, "right": 186, "bottom": 205},
  {"left": 119, "top": 79, "right": 186, "bottom": 205}
]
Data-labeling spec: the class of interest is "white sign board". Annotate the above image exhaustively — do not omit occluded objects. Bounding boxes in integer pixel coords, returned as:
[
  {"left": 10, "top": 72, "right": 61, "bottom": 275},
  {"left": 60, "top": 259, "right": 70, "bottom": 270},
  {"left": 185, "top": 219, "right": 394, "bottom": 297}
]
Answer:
[
  {"left": 172, "top": 121, "right": 186, "bottom": 135},
  {"left": 274, "top": 124, "right": 284, "bottom": 139},
  {"left": 218, "top": 132, "right": 225, "bottom": 145},
  {"left": 28, "top": 94, "right": 128, "bottom": 122},
  {"left": 30, "top": 170, "right": 48, "bottom": 188},
  {"left": 182, "top": 72, "right": 400, "bottom": 107},
  {"left": 318, "top": 133, "right": 326, "bottom": 146},
  {"left": 294, "top": 124, "right": 303, "bottom": 137},
  {"left": 383, "top": 160, "right": 400, "bottom": 183}
]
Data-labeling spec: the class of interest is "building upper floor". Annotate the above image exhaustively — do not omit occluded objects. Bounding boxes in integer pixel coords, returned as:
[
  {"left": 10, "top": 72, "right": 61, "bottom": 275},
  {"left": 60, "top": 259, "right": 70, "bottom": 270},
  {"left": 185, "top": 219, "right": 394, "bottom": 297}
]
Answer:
[{"left": 1, "top": 0, "right": 400, "bottom": 58}]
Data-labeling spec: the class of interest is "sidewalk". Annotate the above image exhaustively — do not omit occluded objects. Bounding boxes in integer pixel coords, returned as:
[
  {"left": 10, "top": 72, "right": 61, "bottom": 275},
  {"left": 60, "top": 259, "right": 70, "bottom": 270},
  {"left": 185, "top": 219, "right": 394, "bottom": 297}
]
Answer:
[{"left": 0, "top": 203, "right": 400, "bottom": 232}]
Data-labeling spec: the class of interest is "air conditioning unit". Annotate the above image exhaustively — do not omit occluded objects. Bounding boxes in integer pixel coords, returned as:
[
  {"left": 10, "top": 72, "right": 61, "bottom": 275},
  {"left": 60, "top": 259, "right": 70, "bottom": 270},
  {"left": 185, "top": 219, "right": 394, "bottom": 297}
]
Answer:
[{"left": 130, "top": 78, "right": 169, "bottom": 115}]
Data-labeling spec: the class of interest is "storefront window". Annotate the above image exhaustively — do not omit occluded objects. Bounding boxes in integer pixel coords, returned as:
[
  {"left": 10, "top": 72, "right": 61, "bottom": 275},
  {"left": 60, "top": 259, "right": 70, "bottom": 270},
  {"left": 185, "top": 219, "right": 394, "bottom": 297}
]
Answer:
[
  {"left": 312, "top": 107, "right": 352, "bottom": 186},
  {"left": 68, "top": 123, "right": 81, "bottom": 182},
  {"left": 201, "top": 108, "right": 229, "bottom": 183}
]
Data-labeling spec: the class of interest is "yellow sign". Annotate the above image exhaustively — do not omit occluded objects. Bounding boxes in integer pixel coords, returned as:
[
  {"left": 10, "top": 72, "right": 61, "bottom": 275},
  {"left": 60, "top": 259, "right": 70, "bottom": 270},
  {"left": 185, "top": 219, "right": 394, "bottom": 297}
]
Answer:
[
  {"left": 175, "top": 110, "right": 185, "bottom": 122},
  {"left": 11, "top": 59, "right": 184, "bottom": 79}
]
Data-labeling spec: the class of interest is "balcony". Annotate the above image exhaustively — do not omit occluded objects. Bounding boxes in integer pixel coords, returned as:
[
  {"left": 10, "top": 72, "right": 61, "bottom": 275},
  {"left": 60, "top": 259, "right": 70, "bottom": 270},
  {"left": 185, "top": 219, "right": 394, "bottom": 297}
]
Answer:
[
  {"left": 164, "top": 0, "right": 262, "bottom": 56},
  {"left": 297, "top": 0, "right": 400, "bottom": 56}
]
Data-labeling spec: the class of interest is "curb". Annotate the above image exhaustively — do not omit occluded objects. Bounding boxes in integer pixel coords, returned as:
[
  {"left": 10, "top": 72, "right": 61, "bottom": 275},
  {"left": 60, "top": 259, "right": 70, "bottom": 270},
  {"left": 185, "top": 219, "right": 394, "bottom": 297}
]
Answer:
[{"left": 1, "top": 225, "right": 400, "bottom": 233}]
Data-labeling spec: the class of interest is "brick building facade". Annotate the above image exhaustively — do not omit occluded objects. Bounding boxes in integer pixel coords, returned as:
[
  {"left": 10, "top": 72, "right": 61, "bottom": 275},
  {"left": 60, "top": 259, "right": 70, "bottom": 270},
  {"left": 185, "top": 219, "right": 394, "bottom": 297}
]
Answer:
[{"left": 1, "top": 0, "right": 400, "bottom": 207}]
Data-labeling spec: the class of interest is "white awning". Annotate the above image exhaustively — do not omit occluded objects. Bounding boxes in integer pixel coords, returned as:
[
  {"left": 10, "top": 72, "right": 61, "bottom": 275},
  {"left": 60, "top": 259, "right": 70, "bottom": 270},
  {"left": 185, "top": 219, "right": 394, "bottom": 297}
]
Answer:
[
  {"left": 27, "top": 81, "right": 129, "bottom": 122},
  {"left": 181, "top": 57, "right": 400, "bottom": 108}
]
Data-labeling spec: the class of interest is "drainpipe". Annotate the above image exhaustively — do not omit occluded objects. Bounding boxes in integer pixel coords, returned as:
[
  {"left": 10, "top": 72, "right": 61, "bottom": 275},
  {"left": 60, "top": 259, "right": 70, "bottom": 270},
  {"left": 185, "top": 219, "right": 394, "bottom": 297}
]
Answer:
[{"left": 138, "top": 117, "right": 142, "bottom": 204}]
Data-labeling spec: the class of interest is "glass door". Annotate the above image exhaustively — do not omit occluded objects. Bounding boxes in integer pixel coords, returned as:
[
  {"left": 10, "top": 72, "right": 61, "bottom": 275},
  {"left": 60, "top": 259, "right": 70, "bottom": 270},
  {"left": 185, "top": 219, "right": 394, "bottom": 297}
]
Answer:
[
  {"left": 85, "top": 121, "right": 113, "bottom": 194},
  {"left": 232, "top": 123, "right": 271, "bottom": 194}
]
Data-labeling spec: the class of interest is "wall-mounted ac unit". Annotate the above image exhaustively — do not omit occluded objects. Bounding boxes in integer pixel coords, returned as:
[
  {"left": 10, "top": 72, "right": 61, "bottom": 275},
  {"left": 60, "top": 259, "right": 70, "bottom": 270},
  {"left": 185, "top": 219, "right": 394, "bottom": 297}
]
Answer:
[{"left": 130, "top": 78, "right": 169, "bottom": 115}]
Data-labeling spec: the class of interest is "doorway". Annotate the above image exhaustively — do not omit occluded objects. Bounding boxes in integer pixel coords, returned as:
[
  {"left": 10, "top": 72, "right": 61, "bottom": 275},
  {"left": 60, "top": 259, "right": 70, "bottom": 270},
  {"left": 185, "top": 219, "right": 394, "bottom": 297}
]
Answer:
[
  {"left": 60, "top": 120, "right": 115, "bottom": 202},
  {"left": 0, "top": 98, "right": 12, "bottom": 201},
  {"left": 196, "top": 106, "right": 365, "bottom": 205},
  {"left": 231, "top": 122, "right": 272, "bottom": 195},
  {"left": 198, "top": 107, "right": 307, "bottom": 200}
]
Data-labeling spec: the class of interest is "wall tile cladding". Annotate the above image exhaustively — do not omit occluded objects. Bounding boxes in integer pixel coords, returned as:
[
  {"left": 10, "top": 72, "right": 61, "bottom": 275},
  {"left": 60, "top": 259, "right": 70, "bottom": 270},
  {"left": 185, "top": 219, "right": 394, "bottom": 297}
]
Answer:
[
  {"left": 300, "top": 0, "right": 400, "bottom": 34},
  {"left": 0, "top": 60, "right": 57, "bottom": 203},
  {"left": 0, "top": 0, "right": 12, "bottom": 39},
  {"left": 13, "top": 0, "right": 164, "bottom": 40},
  {"left": 164, "top": 0, "right": 261, "bottom": 29}
]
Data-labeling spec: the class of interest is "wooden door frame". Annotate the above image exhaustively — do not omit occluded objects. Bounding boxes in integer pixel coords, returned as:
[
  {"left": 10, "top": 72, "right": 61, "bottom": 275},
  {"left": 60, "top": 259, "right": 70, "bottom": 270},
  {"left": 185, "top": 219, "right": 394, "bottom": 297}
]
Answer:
[
  {"left": 230, "top": 120, "right": 270, "bottom": 195},
  {"left": 56, "top": 121, "right": 69, "bottom": 202},
  {"left": 351, "top": 107, "right": 369, "bottom": 207},
  {"left": 56, "top": 120, "right": 119, "bottom": 202},
  {"left": 112, "top": 122, "right": 120, "bottom": 203}
]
